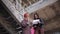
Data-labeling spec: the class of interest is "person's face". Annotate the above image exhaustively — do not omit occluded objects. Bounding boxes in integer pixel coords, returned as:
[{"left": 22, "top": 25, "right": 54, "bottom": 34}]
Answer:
[{"left": 35, "top": 14, "right": 38, "bottom": 18}]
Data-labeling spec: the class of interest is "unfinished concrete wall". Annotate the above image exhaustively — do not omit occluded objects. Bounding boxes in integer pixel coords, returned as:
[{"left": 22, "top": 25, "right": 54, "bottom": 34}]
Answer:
[
  {"left": 53, "top": 0, "right": 60, "bottom": 15},
  {"left": 30, "top": 0, "right": 60, "bottom": 20},
  {"left": 30, "top": 6, "right": 56, "bottom": 20},
  {"left": 37, "top": 6, "right": 56, "bottom": 20}
]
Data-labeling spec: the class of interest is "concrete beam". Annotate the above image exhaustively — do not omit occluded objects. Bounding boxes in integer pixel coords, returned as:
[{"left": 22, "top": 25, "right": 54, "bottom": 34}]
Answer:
[
  {"left": 25, "top": 0, "right": 58, "bottom": 14},
  {"left": 1, "top": 0, "right": 23, "bottom": 22}
]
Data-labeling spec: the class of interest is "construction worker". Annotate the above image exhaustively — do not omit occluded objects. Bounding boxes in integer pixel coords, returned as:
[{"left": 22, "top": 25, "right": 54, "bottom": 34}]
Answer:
[
  {"left": 32, "top": 13, "right": 44, "bottom": 34},
  {"left": 21, "top": 12, "right": 32, "bottom": 34}
]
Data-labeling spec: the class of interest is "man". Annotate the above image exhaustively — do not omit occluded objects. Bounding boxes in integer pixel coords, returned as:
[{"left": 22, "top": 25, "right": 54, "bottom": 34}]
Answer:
[{"left": 21, "top": 12, "right": 32, "bottom": 34}]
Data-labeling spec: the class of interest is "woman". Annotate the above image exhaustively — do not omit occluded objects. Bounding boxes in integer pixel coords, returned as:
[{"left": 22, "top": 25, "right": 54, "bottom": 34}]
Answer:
[
  {"left": 32, "top": 13, "right": 44, "bottom": 34},
  {"left": 21, "top": 12, "right": 32, "bottom": 34}
]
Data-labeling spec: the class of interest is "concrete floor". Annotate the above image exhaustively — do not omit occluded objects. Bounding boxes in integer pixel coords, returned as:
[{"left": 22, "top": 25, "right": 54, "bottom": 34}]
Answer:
[{"left": 45, "top": 28, "right": 60, "bottom": 34}]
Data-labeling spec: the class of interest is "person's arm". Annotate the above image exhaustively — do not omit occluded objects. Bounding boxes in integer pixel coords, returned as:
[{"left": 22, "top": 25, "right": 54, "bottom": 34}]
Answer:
[
  {"left": 21, "top": 20, "right": 28, "bottom": 28},
  {"left": 39, "top": 18, "right": 44, "bottom": 25},
  {"left": 28, "top": 19, "right": 33, "bottom": 28}
]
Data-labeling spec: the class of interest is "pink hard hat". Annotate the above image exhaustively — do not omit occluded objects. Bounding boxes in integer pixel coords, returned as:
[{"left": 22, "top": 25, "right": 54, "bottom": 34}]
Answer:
[{"left": 24, "top": 13, "right": 29, "bottom": 18}]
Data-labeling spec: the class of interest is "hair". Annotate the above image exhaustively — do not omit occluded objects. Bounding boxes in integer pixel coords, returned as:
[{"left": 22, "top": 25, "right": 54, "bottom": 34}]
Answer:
[{"left": 34, "top": 13, "right": 39, "bottom": 19}]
